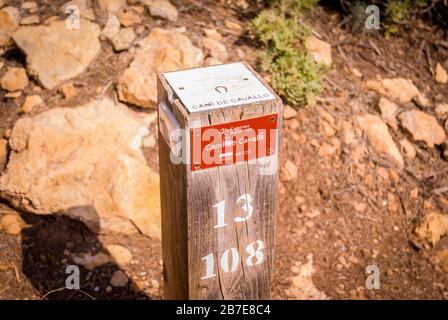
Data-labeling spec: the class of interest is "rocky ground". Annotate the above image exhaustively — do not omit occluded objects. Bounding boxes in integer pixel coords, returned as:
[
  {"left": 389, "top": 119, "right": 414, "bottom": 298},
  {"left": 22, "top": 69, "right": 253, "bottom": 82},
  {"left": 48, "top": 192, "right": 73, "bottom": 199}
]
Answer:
[{"left": 1, "top": 0, "right": 448, "bottom": 299}]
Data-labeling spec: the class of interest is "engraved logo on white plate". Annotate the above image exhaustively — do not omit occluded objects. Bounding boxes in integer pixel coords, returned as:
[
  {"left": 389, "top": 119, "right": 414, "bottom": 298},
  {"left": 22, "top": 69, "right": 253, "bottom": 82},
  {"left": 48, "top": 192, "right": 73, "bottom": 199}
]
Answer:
[{"left": 163, "top": 62, "right": 276, "bottom": 113}]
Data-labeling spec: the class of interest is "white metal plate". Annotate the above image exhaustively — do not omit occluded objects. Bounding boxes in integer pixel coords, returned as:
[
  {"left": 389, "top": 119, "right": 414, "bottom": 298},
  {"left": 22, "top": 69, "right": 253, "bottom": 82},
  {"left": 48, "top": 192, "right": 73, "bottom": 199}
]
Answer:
[{"left": 163, "top": 62, "right": 276, "bottom": 114}]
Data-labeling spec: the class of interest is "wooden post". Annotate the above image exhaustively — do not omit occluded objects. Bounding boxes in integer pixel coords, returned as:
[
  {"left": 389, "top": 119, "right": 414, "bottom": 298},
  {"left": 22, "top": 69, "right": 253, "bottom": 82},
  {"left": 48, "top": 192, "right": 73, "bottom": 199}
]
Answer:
[{"left": 157, "top": 62, "right": 283, "bottom": 299}]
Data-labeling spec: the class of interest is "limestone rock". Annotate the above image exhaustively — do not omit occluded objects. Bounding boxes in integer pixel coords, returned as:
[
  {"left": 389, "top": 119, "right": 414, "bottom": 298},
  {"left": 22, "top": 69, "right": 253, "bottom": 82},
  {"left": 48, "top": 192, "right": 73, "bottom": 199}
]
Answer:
[
  {"left": 117, "top": 8, "right": 142, "bottom": 27},
  {"left": 204, "top": 57, "right": 222, "bottom": 66},
  {"left": 281, "top": 160, "right": 298, "bottom": 181},
  {"left": 435, "top": 63, "right": 448, "bottom": 84},
  {"left": 22, "top": 2, "right": 38, "bottom": 13},
  {"left": 21, "top": 95, "right": 43, "bottom": 113},
  {"left": 0, "top": 7, "right": 19, "bottom": 46},
  {"left": 0, "top": 97, "right": 161, "bottom": 238},
  {"left": 399, "top": 138, "right": 416, "bottom": 160},
  {"left": 112, "top": 27, "right": 136, "bottom": 51},
  {"left": 98, "top": 0, "right": 126, "bottom": 14},
  {"left": 357, "top": 114, "right": 403, "bottom": 168},
  {"left": 143, "top": 0, "right": 178, "bottom": 22},
  {"left": 110, "top": 270, "right": 128, "bottom": 287},
  {"left": 13, "top": 19, "right": 101, "bottom": 89},
  {"left": 58, "top": 83, "right": 78, "bottom": 99},
  {"left": 0, "top": 139, "right": 7, "bottom": 172},
  {"left": 72, "top": 252, "right": 112, "bottom": 270},
  {"left": 106, "top": 244, "right": 133, "bottom": 266},
  {"left": 378, "top": 97, "right": 398, "bottom": 129},
  {"left": 365, "top": 78, "right": 420, "bottom": 104},
  {"left": 101, "top": 13, "right": 120, "bottom": 41},
  {"left": 285, "top": 254, "right": 329, "bottom": 300},
  {"left": 283, "top": 105, "right": 297, "bottom": 120},
  {"left": 117, "top": 28, "right": 204, "bottom": 108},
  {"left": 0, "top": 213, "right": 25, "bottom": 235},
  {"left": 305, "top": 36, "right": 332, "bottom": 67},
  {"left": 412, "top": 212, "right": 448, "bottom": 248},
  {"left": 399, "top": 110, "right": 446, "bottom": 147},
  {"left": 224, "top": 19, "right": 242, "bottom": 31},
  {"left": 20, "top": 15, "right": 39, "bottom": 25},
  {"left": 200, "top": 37, "right": 228, "bottom": 62},
  {"left": 0, "top": 67, "right": 29, "bottom": 92},
  {"left": 435, "top": 103, "right": 448, "bottom": 116}
]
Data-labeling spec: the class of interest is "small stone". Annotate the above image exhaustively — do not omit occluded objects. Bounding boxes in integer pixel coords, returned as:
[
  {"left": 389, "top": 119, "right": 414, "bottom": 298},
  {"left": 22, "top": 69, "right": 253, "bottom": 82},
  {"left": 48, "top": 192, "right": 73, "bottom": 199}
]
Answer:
[
  {"left": 318, "top": 143, "right": 337, "bottom": 157},
  {"left": 4, "top": 91, "right": 22, "bottom": 99},
  {"left": 435, "top": 63, "right": 448, "bottom": 84},
  {"left": 357, "top": 114, "right": 403, "bottom": 168},
  {"left": 204, "top": 57, "right": 222, "bottom": 66},
  {"left": 0, "top": 214, "right": 24, "bottom": 235},
  {"left": 101, "top": 14, "right": 120, "bottom": 41},
  {"left": 281, "top": 160, "right": 298, "bottom": 181},
  {"left": 72, "top": 252, "right": 112, "bottom": 270},
  {"left": 351, "top": 68, "right": 363, "bottom": 78},
  {"left": 378, "top": 97, "right": 398, "bottom": 129},
  {"left": 118, "top": 8, "right": 142, "bottom": 27},
  {"left": 21, "top": 95, "right": 43, "bottom": 113},
  {"left": 58, "top": 83, "right": 78, "bottom": 99},
  {"left": 20, "top": 15, "right": 39, "bottom": 25},
  {"left": 106, "top": 286, "right": 112, "bottom": 293},
  {"left": 435, "top": 103, "right": 448, "bottom": 116},
  {"left": 98, "top": 0, "right": 126, "bottom": 14},
  {"left": 203, "top": 28, "right": 222, "bottom": 40},
  {"left": 22, "top": 2, "right": 38, "bottom": 13},
  {"left": 365, "top": 78, "right": 420, "bottom": 104},
  {"left": 200, "top": 37, "right": 228, "bottom": 62},
  {"left": 399, "top": 110, "right": 446, "bottom": 147},
  {"left": 0, "top": 6, "right": 20, "bottom": 46},
  {"left": 283, "top": 105, "right": 297, "bottom": 120},
  {"left": 150, "top": 279, "right": 160, "bottom": 289},
  {"left": 305, "top": 36, "right": 332, "bottom": 66},
  {"left": 412, "top": 212, "right": 448, "bottom": 248},
  {"left": 0, "top": 138, "right": 7, "bottom": 171},
  {"left": 110, "top": 270, "right": 128, "bottom": 287},
  {"left": 112, "top": 27, "right": 136, "bottom": 51},
  {"left": 106, "top": 244, "right": 133, "bottom": 266},
  {"left": 414, "top": 93, "right": 431, "bottom": 108},
  {"left": 321, "top": 120, "right": 336, "bottom": 137},
  {"left": 0, "top": 67, "right": 29, "bottom": 92},
  {"left": 144, "top": 0, "right": 178, "bottom": 22},
  {"left": 224, "top": 19, "right": 242, "bottom": 31},
  {"left": 399, "top": 138, "right": 416, "bottom": 160}
]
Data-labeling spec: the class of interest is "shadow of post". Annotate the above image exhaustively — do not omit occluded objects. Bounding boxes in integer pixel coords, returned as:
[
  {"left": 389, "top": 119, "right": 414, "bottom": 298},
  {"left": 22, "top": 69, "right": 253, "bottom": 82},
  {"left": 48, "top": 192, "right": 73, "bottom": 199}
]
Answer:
[{"left": 19, "top": 206, "right": 151, "bottom": 300}]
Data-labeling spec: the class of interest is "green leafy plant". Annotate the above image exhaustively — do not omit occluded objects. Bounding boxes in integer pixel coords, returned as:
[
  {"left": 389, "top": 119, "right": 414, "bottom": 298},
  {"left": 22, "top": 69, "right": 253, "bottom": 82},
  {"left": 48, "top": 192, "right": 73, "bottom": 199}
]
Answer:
[{"left": 250, "top": 8, "right": 325, "bottom": 107}]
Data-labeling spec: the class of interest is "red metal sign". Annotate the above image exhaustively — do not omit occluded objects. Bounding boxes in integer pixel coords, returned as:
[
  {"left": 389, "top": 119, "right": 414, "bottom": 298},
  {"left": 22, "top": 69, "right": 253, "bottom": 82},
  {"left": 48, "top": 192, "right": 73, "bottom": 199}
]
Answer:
[{"left": 190, "top": 114, "right": 278, "bottom": 172}]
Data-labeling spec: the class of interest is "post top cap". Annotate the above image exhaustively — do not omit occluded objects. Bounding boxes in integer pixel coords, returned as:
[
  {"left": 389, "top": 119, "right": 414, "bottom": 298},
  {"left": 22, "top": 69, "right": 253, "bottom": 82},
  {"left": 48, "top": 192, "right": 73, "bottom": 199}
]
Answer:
[{"left": 162, "top": 62, "right": 276, "bottom": 114}]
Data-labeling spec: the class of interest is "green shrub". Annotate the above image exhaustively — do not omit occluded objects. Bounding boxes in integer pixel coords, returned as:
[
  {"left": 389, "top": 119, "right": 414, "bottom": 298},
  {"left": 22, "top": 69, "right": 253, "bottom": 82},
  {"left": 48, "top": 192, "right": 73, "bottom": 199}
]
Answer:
[{"left": 250, "top": 8, "right": 325, "bottom": 107}]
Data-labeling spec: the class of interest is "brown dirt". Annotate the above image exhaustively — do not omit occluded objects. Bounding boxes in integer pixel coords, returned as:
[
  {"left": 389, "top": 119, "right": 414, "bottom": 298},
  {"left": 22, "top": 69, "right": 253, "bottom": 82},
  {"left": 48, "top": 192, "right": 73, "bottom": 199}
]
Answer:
[{"left": 1, "top": 1, "right": 448, "bottom": 299}]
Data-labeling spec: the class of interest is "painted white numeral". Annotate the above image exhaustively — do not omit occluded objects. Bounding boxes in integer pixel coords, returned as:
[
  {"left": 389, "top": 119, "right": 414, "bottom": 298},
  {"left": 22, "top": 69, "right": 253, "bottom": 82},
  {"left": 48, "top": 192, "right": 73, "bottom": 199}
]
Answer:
[
  {"left": 201, "top": 253, "right": 216, "bottom": 279},
  {"left": 221, "top": 248, "right": 239, "bottom": 273},
  {"left": 246, "top": 240, "right": 264, "bottom": 266},
  {"left": 234, "top": 194, "right": 254, "bottom": 222},
  {"left": 213, "top": 194, "right": 254, "bottom": 228},
  {"left": 213, "top": 200, "right": 228, "bottom": 229},
  {"left": 201, "top": 241, "right": 265, "bottom": 279}
]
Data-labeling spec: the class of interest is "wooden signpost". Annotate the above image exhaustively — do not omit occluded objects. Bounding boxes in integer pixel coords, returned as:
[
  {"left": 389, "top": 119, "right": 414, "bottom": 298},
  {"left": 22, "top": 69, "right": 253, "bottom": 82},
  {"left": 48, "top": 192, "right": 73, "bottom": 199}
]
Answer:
[{"left": 157, "top": 62, "right": 283, "bottom": 299}]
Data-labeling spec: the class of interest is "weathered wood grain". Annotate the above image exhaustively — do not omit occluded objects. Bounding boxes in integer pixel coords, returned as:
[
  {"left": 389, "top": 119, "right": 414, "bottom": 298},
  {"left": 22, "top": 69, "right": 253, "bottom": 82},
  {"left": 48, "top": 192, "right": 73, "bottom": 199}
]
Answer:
[{"left": 158, "top": 62, "right": 283, "bottom": 299}]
